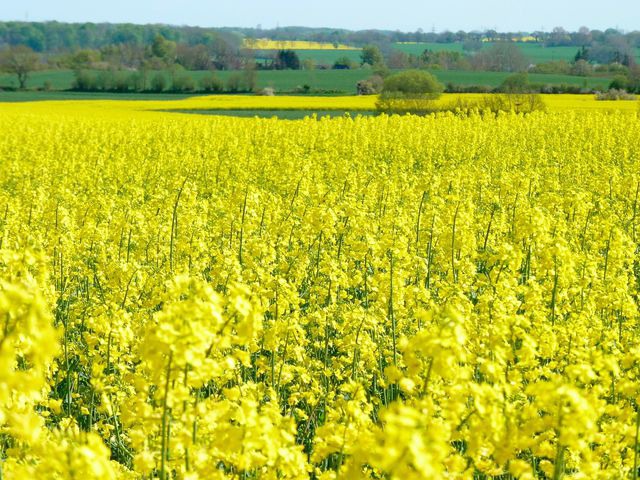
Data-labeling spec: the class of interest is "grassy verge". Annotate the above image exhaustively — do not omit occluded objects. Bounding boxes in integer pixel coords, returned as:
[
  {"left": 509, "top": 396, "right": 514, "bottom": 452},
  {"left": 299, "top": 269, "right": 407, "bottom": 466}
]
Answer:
[
  {"left": 170, "top": 109, "right": 375, "bottom": 119},
  {"left": 0, "top": 68, "right": 615, "bottom": 98},
  {"left": 0, "top": 91, "right": 203, "bottom": 102}
]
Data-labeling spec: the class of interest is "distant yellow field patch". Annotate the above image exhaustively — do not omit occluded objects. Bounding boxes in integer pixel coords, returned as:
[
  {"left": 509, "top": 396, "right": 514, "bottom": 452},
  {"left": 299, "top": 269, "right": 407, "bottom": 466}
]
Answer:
[
  {"left": 243, "top": 38, "right": 359, "bottom": 50},
  {"left": 0, "top": 94, "right": 636, "bottom": 119}
]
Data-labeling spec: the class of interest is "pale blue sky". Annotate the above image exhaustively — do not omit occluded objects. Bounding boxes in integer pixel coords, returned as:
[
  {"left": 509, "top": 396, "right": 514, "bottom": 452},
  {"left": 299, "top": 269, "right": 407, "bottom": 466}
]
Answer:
[{"left": 1, "top": 0, "right": 638, "bottom": 32}]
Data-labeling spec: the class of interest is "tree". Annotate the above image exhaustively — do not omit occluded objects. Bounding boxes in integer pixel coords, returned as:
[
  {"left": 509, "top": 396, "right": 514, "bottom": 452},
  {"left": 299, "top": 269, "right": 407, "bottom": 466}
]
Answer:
[
  {"left": 387, "top": 51, "right": 409, "bottom": 69},
  {"left": 548, "top": 27, "right": 571, "bottom": 46},
  {"left": 274, "top": 50, "right": 300, "bottom": 70},
  {"left": 377, "top": 70, "right": 444, "bottom": 115},
  {"left": 0, "top": 45, "right": 39, "bottom": 89},
  {"left": 498, "top": 72, "right": 531, "bottom": 93},
  {"left": 333, "top": 56, "right": 355, "bottom": 70},
  {"left": 571, "top": 60, "right": 592, "bottom": 76},
  {"left": 493, "top": 73, "right": 545, "bottom": 114},
  {"left": 381, "top": 70, "right": 444, "bottom": 98},
  {"left": 151, "top": 34, "right": 177, "bottom": 63},
  {"left": 356, "top": 75, "right": 383, "bottom": 95},
  {"left": 482, "top": 93, "right": 546, "bottom": 114},
  {"left": 609, "top": 75, "right": 628, "bottom": 91},
  {"left": 301, "top": 58, "right": 315, "bottom": 70},
  {"left": 150, "top": 72, "right": 167, "bottom": 92},
  {"left": 574, "top": 46, "right": 589, "bottom": 62},
  {"left": 243, "top": 61, "right": 258, "bottom": 92},
  {"left": 67, "top": 49, "right": 101, "bottom": 70},
  {"left": 470, "top": 42, "right": 528, "bottom": 72},
  {"left": 462, "top": 38, "right": 483, "bottom": 53},
  {"left": 361, "top": 44, "right": 383, "bottom": 66},
  {"left": 208, "top": 34, "right": 242, "bottom": 70},
  {"left": 200, "top": 72, "right": 224, "bottom": 93},
  {"left": 176, "top": 44, "right": 211, "bottom": 70}
]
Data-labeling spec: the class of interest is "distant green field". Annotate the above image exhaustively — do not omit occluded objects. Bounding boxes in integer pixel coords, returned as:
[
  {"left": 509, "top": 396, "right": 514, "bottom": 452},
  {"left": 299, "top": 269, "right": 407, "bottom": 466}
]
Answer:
[
  {"left": 395, "top": 42, "right": 466, "bottom": 55},
  {"left": 433, "top": 70, "right": 612, "bottom": 89},
  {"left": 0, "top": 69, "right": 373, "bottom": 94},
  {"left": 254, "top": 49, "right": 362, "bottom": 66},
  {"left": 0, "top": 68, "right": 615, "bottom": 98},
  {"left": 394, "top": 42, "right": 640, "bottom": 64}
]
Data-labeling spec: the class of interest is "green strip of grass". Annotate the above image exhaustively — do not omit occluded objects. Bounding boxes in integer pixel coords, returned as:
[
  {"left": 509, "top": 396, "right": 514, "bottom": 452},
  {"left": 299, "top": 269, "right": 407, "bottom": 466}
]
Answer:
[
  {"left": 169, "top": 109, "right": 375, "bottom": 119},
  {"left": 0, "top": 68, "right": 615, "bottom": 101},
  {"left": 0, "top": 91, "right": 203, "bottom": 102}
]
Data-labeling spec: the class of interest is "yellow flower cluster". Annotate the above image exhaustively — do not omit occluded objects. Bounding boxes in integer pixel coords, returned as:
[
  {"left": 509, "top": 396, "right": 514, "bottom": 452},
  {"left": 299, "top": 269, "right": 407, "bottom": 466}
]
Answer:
[{"left": 0, "top": 104, "right": 640, "bottom": 479}]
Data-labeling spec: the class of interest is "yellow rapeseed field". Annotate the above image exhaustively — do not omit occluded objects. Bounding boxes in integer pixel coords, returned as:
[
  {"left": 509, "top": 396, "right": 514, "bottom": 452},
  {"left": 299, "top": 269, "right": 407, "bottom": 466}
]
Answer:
[
  {"left": 1, "top": 99, "right": 640, "bottom": 479},
  {"left": 243, "top": 39, "right": 358, "bottom": 50},
  {"left": 0, "top": 94, "right": 635, "bottom": 119}
]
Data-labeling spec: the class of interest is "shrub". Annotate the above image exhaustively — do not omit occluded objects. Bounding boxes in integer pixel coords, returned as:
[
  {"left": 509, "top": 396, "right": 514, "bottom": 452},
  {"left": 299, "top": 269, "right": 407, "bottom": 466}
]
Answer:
[
  {"left": 481, "top": 93, "right": 547, "bottom": 114},
  {"left": 72, "top": 70, "right": 97, "bottom": 91},
  {"left": 95, "top": 70, "right": 114, "bottom": 91},
  {"left": 376, "top": 94, "right": 441, "bottom": 115},
  {"left": 382, "top": 70, "right": 444, "bottom": 98},
  {"left": 200, "top": 73, "right": 224, "bottom": 93},
  {"left": 609, "top": 75, "right": 629, "bottom": 91},
  {"left": 274, "top": 50, "right": 301, "bottom": 70},
  {"left": 377, "top": 70, "right": 445, "bottom": 115},
  {"left": 256, "top": 87, "right": 275, "bottom": 96},
  {"left": 528, "top": 61, "right": 571, "bottom": 75},
  {"left": 172, "top": 74, "right": 196, "bottom": 93},
  {"left": 445, "top": 83, "right": 493, "bottom": 94},
  {"left": 226, "top": 73, "right": 245, "bottom": 93},
  {"left": 113, "top": 72, "right": 132, "bottom": 92},
  {"left": 498, "top": 73, "right": 532, "bottom": 94},
  {"left": 150, "top": 73, "right": 167, "bottom": 92},
  {"left": 596, "top": 89, "right": 637, "bottom": 100},
  {"left": 356, "top": 75, "right": 384, "bottom": 95},
  {"left": 333, "top": 57, "right": 355, "bottom": 70}
]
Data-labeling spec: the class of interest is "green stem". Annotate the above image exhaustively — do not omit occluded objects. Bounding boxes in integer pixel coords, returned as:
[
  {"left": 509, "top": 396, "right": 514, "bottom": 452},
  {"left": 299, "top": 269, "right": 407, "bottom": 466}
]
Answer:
[
  {"left": 633, "top": 407, "right": 640, "bottom": 480},
  {"left": 552, "top": 444, "right": 565, "bottom": 480},
  {"left": 160, "top": 351, "right": 173, "bottom": 480},
  {"left": 238, "top": 188, "right": 248, "bottom": 266}
]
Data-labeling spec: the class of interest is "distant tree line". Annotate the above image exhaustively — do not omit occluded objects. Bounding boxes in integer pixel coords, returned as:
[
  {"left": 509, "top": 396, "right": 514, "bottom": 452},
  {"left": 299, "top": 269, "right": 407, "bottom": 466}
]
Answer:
[
  {"left": 1, "top": 22, "right": 640, "bottom": 94},
  {"left": 71, "top": 66, "right": 260, "bottom": 94},
  {"left": 1, "top": 22, "right": 639, "bottom": 55}
]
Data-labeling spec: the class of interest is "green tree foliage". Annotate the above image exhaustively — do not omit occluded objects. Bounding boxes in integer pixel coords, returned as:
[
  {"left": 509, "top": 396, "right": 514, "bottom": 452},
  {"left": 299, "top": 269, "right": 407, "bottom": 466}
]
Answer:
[
  {"left": 67, "top": 49, "right": 101, "bottom": 70},
  {"left": 574, "top": 46, "right": 590, "bottom": 62},
  {"left": 382, "top": 70, "right": 444, "bottom": 98},
  {"left": 498, "top": 72, "right": 531, "bottom": 93},
  {"left": 0, "top": 45, "right": 40, "bottom": 89},
  {"left": 333, "top": 56, "right": 355, "bottom": 70},
  {"left": 420, "top": 49, "right": 469, "bottom": 70},
  {"left": 609, "top": 75, "right": 629, "bottom": 90},
  {"left": 274, "top": 50, "right": 300, "bottom": 70},
  {"left": 470, "top": 42, "right": 529, "bottom": 72},
  {"left": 150, "top": 73, "right": 167, "bottom": 92},
  {"left": 151, "top": 34, "right": 177, "bottom": 63},
  {"left": 176, "top": 44, "right": 211, "bottom": 70},
  {"left": 171, "top": 73, "right": 196, "bottom": 92},
  {"left": 377, "top": 70, "right": 445, "bottom": 115},
  {"left": 200, "top": 73, "right": 224, "bottom": 93},
  {"left": 360, "top": 44, "right": 384, "bottom": 66},
  {"left": 243, "top": 62, "right": 258, "bottom": 92},
  {"left": 462, "top": 38, "right": 483, "bottom": 52}
]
